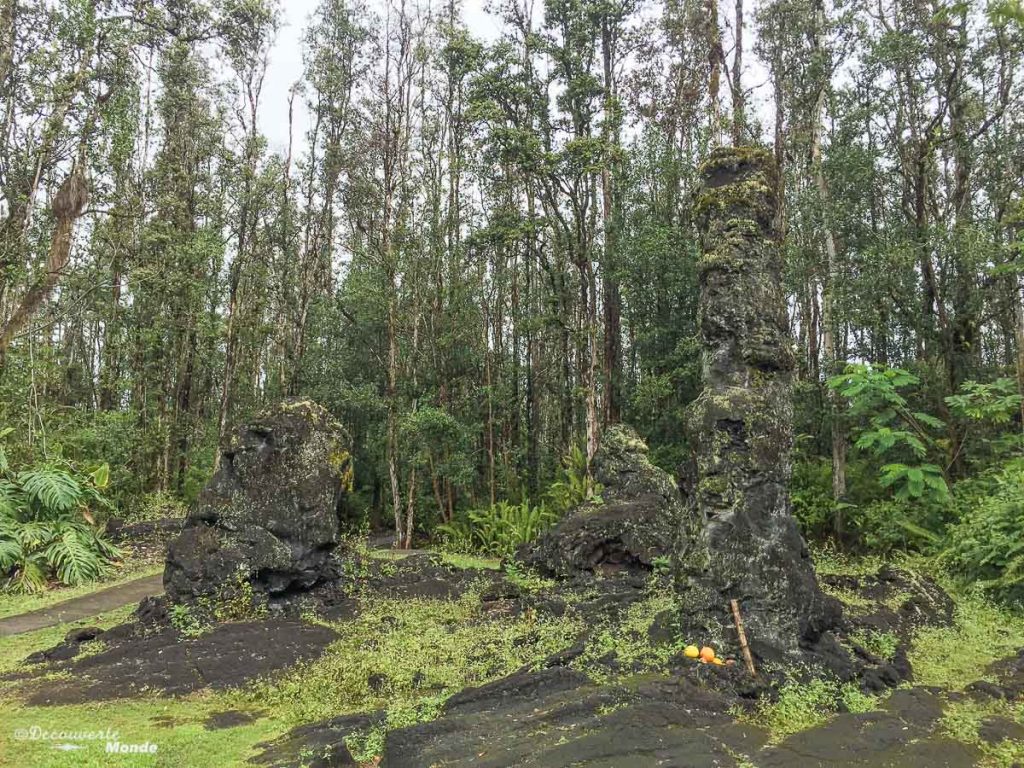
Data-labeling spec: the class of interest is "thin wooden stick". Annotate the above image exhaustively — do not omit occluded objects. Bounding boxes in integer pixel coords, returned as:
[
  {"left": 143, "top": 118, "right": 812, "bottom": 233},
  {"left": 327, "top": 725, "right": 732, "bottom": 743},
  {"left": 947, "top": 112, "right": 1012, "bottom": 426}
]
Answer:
[{"left": 730, "top": 598, "right": 757, "bottom": 678}]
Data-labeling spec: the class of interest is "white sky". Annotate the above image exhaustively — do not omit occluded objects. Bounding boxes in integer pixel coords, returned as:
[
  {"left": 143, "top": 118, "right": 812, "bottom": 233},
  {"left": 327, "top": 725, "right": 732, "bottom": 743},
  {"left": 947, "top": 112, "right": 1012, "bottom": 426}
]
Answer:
[{"left": 259, "top": 0, "right": 502, "bottom": 153}]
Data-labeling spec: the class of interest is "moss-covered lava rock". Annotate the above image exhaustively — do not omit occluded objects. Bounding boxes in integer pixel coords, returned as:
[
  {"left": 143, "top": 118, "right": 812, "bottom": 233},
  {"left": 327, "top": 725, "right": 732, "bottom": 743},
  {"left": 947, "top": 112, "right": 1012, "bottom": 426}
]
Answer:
[
  {"left": 677, "top": 147, "right": 840, "bottom": 656},
  {"left": 164, "top": 398, "right": 353, "bottom": 606},
  {"left": 516, "top": 425, "right": 681, "bottom": 578}
]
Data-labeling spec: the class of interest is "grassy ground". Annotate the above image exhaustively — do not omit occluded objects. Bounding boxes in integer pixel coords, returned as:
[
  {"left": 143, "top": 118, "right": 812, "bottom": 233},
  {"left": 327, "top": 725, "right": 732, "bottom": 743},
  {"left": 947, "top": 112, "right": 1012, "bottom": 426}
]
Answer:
[
  {"left": 748, "top": 550, "right": 1024, "bottom": 766},
  {"left": 2, "top": 552, "right": 1024, "bottom": 766},
  {"left": 0, "top": 567, "right": 582, "bottom": 767}
]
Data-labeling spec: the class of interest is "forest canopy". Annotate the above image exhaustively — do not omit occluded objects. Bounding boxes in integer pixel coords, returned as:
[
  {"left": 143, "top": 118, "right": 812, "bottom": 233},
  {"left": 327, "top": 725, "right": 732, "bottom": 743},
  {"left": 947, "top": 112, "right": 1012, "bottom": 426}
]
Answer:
[{"left": 0, "top": 0, "right": 1022, "bottom": 580}]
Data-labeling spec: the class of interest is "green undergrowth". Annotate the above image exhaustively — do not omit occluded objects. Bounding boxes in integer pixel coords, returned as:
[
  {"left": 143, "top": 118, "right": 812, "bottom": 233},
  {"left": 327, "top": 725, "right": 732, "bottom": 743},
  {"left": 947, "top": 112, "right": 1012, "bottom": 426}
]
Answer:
[
  {"left": 847, "top": 628, "right": 899, "bottom": 661},
  {"left": 571, "top": 588, "right": 679, "bottom": 681},
  {"left": 812, "top": 544, "right": 887, "bottom": 578},
  {"left": 941, "top": 698, "right": 1024, "bottom": 768},
  {"left": 743, "top": 678, "right": 879, "bottom": 742},
  {"left": 225, "top": 583, "right": 584, "bottom": 759},
  {"left": 437, "top": 551, "right": 501, "bottom": 570},
  {"left": 5, "top": 549, "right": 1024, "bottom": 765},
  {"left": 746, "top": 553, "right": 1024, "bottom": 749},
  {"left": 910, "top": 589, "right": 1024, "bottom": 690}
]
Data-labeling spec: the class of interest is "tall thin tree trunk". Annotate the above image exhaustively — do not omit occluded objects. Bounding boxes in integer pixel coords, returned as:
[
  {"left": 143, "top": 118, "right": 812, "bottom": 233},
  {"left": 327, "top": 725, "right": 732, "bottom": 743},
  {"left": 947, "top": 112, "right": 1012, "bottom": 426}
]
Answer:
[
  {"left": 731, "top": 0, "right": 745, "bottom": 144},
  {"left": 601, "top": 18, "right": 622, "bottom": 426},
  {"left": 809, "top": 2, "right": 847, "bottom": 535}
]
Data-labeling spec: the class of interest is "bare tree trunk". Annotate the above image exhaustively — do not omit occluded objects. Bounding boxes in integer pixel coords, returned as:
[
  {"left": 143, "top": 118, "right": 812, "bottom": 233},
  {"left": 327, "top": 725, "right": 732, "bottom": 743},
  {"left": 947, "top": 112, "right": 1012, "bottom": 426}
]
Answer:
[
  {"left": 386, "top": 285, "right": 403, "bottom": 547},
  {"left": 707, "top": 0, "right": 723, "bottom": 141},
  {"left": 731, "top": 0, "right": 745, "bottom": 144},
  {"left": 809, "top": 1, "right": 847, "bottom": 536},
  {"left": 600, "top": 18, "right": 621, "bottom": 426},
  {"left": 484, "top": 308, "right": 496, "bottom": 506},
  {"left": 0, "top": 167, "right": 89, "bottom": 368},
  {"left": 403, "top": 466, "right": 416, "bottom": 549}
]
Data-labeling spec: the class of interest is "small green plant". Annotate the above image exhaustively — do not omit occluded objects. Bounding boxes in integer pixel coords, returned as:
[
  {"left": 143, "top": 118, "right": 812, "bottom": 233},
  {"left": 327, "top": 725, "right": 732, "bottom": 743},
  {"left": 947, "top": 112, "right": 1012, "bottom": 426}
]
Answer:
[
  {"left": 169, "top": 603, "right": 207, "bottom": 638},
  {"left": 546, "top": 443, "right": 603, "bottom": 516},
  {"left": 345, "top": 725, "right": 386, "bottom": 764},
  {"left": 0, "top": 430, "right": 120, "bottom": 591},
  {"left": 503, "top": 560, "right": 554, "bottom": 591},
  {"left": 945, "top": 459, "right": 1024, "bottom": 603},
  {"left": 437, "top": 500, "right": 557, "bottom": 557},
  {"left": 848, "top": 629, "right": 898, "bottom": 661},
  {"left": 749, "top": 679, "right": 875, "bottom": 741},
  {"left": 651, "top": 555, "right": 671, "bottom": 574}
]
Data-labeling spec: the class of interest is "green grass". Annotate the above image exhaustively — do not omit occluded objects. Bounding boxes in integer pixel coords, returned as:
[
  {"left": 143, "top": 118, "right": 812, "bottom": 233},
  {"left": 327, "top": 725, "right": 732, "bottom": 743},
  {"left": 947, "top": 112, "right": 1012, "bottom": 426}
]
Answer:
[
  {"left": 5, "top": 550, "right": 1024, "bottom": 765},
  {"left": 0, "top": 605, "right": 136, "bottom": 678},
  {"left": 941, "top": 698, "right": 1024, "bottom": 768},
  {"left": 847, "top": 629, "right": 899, "bottom": 661},
  {"left": 0, "top": 576, "right": 583, "bottom": 767},
  {"left": 811, "top": 545, "right": 886, "bottom": 578},
  {"left": 909, "top": 590, "right": 1024, "bottom": 690},
  {"left": 0, "top": 562, "right": 164, "bottom": 620},
  {"left": 437, "top": 552, "right": 501, "bottom": 570},
  {"left": 0, "top": 695, "right": 284, "bottom": 768},
  {"left": 235, "top": 586, "right": 582, "bottom": 729},
  {"left": 744, "top": 679, "right": 878, "bottom": 742},
  {"left": 573, "top": 589, "right": 678, "bottom": 679}
]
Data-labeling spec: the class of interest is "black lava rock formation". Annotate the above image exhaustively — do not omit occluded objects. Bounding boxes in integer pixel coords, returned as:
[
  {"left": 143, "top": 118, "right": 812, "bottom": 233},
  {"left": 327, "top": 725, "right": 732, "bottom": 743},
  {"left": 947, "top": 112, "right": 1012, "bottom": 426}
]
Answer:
[
  {"left": 164, "top": 399, "right": 353, "bottom": 606},
  {"left": 516, "top": 425, "right": 681, "bottom": 578},
  {"left": 676, "top": 146, "right": 840, "bottom": 655}
]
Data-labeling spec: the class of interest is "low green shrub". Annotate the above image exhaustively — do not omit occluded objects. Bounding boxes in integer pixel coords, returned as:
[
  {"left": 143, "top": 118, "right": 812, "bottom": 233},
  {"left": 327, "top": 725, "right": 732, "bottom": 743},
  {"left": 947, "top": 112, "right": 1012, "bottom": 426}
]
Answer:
[
  {"left": 945, "top": 459, "right": 1024, "bottom": 604},
  {"left": 749, "top": 679, "right": 877, "bottom": 741},
  {"left": 851, "top": 498, "right": 946, "bottom": 554},
  {"left": 123, "top": 490, "right": 188, "bottom": 524},
  {"left": 437, "top": 500, "right": 556, "bottom": 557},
  {"left": 791, "top": 457, "right": 834, "bottom": 539}
]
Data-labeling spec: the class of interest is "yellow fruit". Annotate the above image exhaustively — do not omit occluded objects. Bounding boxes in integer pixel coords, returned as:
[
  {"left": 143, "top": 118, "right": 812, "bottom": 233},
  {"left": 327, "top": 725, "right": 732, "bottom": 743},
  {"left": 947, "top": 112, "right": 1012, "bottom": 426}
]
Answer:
[
  {"left": 699, "top": 646, "right": 716, "bottom": 662},
  {"left": 712, "top": 658, "right": 725, "bottom": 666},
  {"left": 684, "top": 645, "right": 700, "bottom": 659}
]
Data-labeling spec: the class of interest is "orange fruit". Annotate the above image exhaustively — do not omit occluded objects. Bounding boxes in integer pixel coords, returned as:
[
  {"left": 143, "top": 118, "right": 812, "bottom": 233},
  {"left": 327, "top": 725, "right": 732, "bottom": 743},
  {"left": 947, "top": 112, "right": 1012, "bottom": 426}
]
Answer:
[{"left": 699, "top": 646, "right": 715, "bottom": 662}]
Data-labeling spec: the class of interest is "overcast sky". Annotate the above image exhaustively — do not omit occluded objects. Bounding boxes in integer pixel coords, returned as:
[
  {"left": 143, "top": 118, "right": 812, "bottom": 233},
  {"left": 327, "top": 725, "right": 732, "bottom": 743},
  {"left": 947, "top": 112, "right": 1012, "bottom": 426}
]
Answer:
[{"left": 258, "top": 0, "right": 503, "bottom": 153}]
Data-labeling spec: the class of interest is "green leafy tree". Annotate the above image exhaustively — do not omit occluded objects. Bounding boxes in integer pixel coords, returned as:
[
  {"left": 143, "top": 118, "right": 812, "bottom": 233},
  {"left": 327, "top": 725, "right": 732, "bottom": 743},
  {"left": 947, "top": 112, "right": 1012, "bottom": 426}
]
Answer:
[{"left": 829, "top": 364, "right": 950, "bottom": 503}]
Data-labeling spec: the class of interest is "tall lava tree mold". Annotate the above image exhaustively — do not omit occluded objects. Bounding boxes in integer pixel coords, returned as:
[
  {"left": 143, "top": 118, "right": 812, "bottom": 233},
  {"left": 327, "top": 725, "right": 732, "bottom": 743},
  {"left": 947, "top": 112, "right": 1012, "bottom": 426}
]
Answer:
[{"left": 676, "top": 146, "right": 839, "bottom": 655}]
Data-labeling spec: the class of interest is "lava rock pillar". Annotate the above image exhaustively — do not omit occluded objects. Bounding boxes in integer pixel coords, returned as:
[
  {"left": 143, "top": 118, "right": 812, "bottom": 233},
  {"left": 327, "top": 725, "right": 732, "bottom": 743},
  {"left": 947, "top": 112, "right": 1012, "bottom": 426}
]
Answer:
[{"left": 677, "top": 146, "right": 838, "bottom": 654}]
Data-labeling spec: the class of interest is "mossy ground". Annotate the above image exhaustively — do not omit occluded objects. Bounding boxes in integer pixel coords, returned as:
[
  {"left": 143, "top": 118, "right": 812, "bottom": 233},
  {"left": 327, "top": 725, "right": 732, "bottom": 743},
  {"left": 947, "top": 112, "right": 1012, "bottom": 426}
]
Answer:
[
  {"left": 746, "top": 550, "right": 1024, "bottom": 765},
  {"left": 2, "top": 553, "right": 1023, "bottom": 766},
  {"left": 0, "top": 564, "right": 583, "bottom": 767}
]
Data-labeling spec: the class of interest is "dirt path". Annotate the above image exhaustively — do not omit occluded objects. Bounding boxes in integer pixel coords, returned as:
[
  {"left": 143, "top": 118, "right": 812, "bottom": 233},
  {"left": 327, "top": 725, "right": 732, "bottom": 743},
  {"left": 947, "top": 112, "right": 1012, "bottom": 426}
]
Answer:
[
  {"left": 0, "top": 546, "right": 429, "bottom": 638},
  {"left": 0, "top": 574, "right": 164, "bottom": 637}
]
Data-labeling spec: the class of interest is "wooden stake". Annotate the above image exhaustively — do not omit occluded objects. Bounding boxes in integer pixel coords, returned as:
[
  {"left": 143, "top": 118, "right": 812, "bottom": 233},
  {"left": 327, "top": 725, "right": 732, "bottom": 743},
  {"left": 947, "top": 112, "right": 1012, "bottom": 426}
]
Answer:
[{"left": 730, "top": 599, "right": 757, "bottom": 678}]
